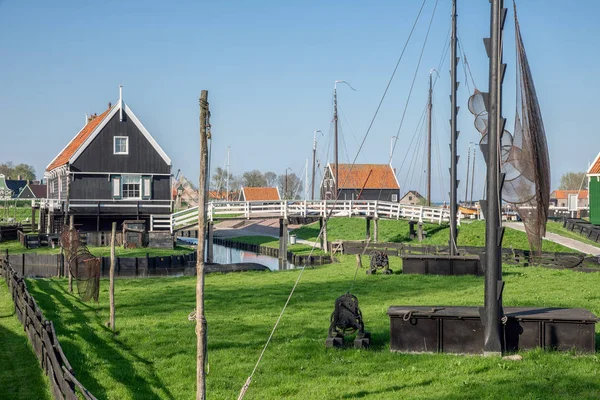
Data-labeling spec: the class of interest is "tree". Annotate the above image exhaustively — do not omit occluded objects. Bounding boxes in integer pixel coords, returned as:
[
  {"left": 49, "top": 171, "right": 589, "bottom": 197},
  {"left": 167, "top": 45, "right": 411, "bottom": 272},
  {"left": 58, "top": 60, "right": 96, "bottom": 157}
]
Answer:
[
  {"left": 559, "top": 172, "right": 587, "bottom": 190},
  {"left": 277, "top": 173, "right": 303, "bottom": 200},
  {"left": 210, "top": 167, "right": 233, "bottom": 191},
  {"left": 0, "top": 161, "right": 36, "bottom": 180},
  {"left": 264, "top": 171, "right": 277, "bottom": 187},
  {"left": 242, "top": 170, "right": 267, "bottom": 187}
]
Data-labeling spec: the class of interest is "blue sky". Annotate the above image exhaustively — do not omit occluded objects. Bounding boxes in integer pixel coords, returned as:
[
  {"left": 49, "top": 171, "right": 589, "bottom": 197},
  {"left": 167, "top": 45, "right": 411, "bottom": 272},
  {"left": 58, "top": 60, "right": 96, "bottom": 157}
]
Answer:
[{"left": 1, "top": 0, "right": 598, "bottom": 202}]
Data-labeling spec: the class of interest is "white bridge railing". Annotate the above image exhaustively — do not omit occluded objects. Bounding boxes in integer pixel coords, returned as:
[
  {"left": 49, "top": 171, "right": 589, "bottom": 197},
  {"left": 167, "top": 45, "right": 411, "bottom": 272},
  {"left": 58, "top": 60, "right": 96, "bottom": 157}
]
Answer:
[{"left": 171, "top": 200, "right": 454, "bottom": 231}]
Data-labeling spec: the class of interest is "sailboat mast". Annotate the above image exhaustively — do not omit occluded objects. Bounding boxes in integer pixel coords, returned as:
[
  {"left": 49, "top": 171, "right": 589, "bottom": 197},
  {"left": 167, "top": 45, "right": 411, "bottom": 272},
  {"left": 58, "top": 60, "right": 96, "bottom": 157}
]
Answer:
[
  {"left": 470, "top": 146, "right": 476, "bottom": 205},
  {"left": 483, "top": 0, "right": 506, "bottom": 356},
  {"left": 427, "top": 70, "right": 433, "bottom": 207},
  {"left": 333, "top": 85, "right": 339, "bottom": 199},
  {"left": 449, "top": 0, "right": 459, "bottom": 255},
  {"left": 465, "top": 142, "right": 472, "bottom": 204},
  {"left": 226, "top": 146, "right": 230, "bottom": 201}
]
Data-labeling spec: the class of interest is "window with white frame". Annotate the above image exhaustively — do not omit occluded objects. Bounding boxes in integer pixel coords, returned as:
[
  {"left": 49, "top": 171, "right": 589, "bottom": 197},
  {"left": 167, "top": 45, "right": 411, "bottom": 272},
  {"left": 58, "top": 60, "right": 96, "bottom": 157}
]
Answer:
[
  {"left": 122, "top": 175, "right": 141, "bottom": 199},
  {"left": 391, "top": 194, "right": 398, "bottom": 202},
  {"left": 114, "top": 136, "right": 129, "bottom": 155}
]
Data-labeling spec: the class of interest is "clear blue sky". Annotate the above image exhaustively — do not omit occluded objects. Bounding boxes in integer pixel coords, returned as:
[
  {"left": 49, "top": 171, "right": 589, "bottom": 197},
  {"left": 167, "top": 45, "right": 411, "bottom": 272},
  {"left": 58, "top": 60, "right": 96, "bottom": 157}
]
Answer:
[{"left": 1, "top": 0, "right": 598, "bottom": 202}]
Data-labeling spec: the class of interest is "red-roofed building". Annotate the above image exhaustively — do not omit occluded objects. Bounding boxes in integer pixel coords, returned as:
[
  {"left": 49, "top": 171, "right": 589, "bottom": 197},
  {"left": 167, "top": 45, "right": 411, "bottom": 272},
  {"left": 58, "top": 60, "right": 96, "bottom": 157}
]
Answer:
[
  {"left": 588, "top": 152, "right": 600, "bottom": 224},
  {"left": 238, "top": 187, "right": 280, "bottom": 201},
  {"left": 320, "top": 163, "right": 400, "bottom": 201},
  {"left": 549, "top": 190, "right": 588, "bottom": 208},
  {"left": 43, "top": 87, "right": 172, "bottom": 232}
]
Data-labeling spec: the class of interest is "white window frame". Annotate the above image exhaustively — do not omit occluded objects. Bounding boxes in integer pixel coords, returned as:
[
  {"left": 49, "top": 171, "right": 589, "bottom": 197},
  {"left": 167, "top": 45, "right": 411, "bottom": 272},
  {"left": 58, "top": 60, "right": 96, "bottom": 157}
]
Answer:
[
  {"left": 391, "top": 193, "right": 398, "bottom": 202},
  {"left": 114, "top": 136, "right": 129, "bottom": 155},
  {"left": 122, "top": 175, "right": 141, "bottom": 199}
]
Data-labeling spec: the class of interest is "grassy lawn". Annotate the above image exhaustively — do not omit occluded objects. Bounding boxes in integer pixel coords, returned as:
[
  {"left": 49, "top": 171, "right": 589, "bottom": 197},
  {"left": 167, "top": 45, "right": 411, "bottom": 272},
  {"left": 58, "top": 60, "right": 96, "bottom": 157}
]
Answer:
[
  {"left": 26, "top": 258, "right": 600, "bottom": 399},
  {"left": 0, "top": 281, "right": 51, "bottom": 399},
  {"left": 545, "top": 221, "right": 600, "bottom": 249},
  {"left": 226, "top": 235, "right": 326, "bottom": 256},
  {"left": 0, "top": 240, "right": 194, "bottom": 257},
  {"left": 0, "top": 204, "right": 39, "bottom": 224},
  {"left": 293, "top": 219, "right": 576, "bottom": 253}
]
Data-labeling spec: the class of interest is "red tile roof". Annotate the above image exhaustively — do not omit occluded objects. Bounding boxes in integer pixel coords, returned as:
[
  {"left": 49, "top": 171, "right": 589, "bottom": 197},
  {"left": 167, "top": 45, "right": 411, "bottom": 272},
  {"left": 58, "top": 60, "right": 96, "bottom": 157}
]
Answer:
[
  {"left": 589, "top": 153, "right": 600, "bottom": 174},
  {"left": 241, "top": 187, "right": 280, "bottom": 201},
  {"left": 332, "top": 164, "right": 399, "bottom": 189},
  {"left": 29, "top": 184, "right": 47, "bottom": 198},
  {"left": 47, "top": 107, "right": 113, "bottom": 171},
  {"left": 550, "top": 190, "right": 588, "bottom": 200}
]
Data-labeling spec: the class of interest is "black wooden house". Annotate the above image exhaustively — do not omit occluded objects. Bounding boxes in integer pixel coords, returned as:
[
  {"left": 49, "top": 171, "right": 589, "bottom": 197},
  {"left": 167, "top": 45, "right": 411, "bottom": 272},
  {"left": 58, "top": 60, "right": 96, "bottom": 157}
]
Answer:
[
  {"left": 320, "top": 163, "right": 400, "bottom": 201},
  {"left": 43, "top": 88, "right": 172, "bottom": 233}
]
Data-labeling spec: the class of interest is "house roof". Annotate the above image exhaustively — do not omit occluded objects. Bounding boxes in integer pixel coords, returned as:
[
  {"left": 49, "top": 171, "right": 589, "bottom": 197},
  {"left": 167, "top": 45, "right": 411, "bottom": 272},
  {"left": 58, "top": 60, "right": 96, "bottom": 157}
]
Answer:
[
  {"left": 241, "top": 187, "right": 280, "bottom": 201},
  {"left": 328, "top": 164, "right": 399, "bottom": 189},
  {"left": 29, "top": 184, "right": 47, "bottom": 198},
  {"left": 401, "top": 190, "right": 425, "bottom": 199},
  {"left": 46, "top": 92, "right": 172, "bottom": 172},
  {"left": 550, "top": 190, "right": 588, "bottom": 200},
  {"left": 5, "top": 179, "right": 28, "bottom": 195},
  {"left": 46, "top": 107, "right": 114, "bottom": 171},
  {"left": 588, "top": 152, "right": 600, "bottom": 175}
]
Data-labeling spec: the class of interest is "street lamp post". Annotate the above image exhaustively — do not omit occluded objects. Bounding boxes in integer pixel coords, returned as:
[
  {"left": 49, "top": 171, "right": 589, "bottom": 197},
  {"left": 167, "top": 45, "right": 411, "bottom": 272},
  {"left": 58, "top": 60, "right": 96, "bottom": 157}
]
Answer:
[{"left": 284, "top": 167, "right": 292, "bottom": 200}]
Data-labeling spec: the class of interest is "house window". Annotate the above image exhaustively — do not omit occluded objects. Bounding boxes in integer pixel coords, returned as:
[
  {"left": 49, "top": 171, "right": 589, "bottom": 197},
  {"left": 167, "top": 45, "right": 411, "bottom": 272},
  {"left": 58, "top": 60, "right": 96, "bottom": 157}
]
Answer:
[
  {"left": 122, "top": 175, "right": 141, "bottom": 199},
  {"left": 408, "top": 196, "right": 413, "bottom": 201},
  {"left": 114, "top": 136, "right": 129, "bottom": 155},
  {"left": 391, "top": 194, "right": 398, "bottom": 202}
]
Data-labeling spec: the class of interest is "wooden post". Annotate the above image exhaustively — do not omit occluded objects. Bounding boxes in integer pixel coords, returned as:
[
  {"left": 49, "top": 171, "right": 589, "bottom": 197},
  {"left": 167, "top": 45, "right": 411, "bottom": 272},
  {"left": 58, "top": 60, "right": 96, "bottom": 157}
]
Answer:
[
  {"left": 68, "top": 215, "right": 74, "bottom": 293},
  {"left": 373, "top": 218, "right": 379, "bottom": 243},
  {"left": 109, "top": 222, "right": 116, "bottom": 332},
  {"left": 365, "top": 218, "right": 371, "bottom": 241},
  {"left": 417, "top": 222, "right": 424, "bottom": 242},
  {"left": 31, "top": 206, "right": 36, "bottom": 233},
  {"left": 355, "top": 254, "right": 363, "bottom": 268},
  {"left": 196, "top": 90, "right": 209, "bottom": 400},
  {"left": 206, "top": 222, "right": 214, "bottom": 263},
  {"left": 322, "top": 218, "right": 328, "bottom": 253}
]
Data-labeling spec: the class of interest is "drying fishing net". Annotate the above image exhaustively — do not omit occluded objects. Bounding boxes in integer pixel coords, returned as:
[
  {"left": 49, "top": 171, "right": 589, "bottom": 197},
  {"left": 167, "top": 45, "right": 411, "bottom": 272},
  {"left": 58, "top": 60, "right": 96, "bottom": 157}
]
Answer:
[
  {"left": 60, "top": 225, "right": 100, "bottom": 302},
  {"left": 467, "top": 10, "right": 550, "bottom": 254}
]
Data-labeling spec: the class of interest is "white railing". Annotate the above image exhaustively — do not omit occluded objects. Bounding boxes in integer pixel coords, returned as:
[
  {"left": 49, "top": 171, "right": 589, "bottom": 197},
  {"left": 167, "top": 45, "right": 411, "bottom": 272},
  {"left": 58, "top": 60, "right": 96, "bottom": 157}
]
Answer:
[
  {"left": 31, "top": 198, "right": 62, "bottom": 210},
  {"left": 171, "top": 200, "right": 454, "bottom": 230},
  {"left": 150, "top": 214, "right": 174, "bottom": 233}
]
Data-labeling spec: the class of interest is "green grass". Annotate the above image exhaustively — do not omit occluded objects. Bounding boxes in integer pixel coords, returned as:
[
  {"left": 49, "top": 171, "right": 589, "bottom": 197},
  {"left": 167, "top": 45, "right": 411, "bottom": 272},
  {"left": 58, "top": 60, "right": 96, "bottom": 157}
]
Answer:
[
  {"left": 293, "top": 219, "right": 576, "bottom": 253},
  {"left": 0, "top": 281, "right": 51, "bottom": 399},
  {"left": 226, "top": 235, "right": 326, "bottom": 256},
  {"left": 545, "top": 221, "right": 600, "bottom": 249},
  {"left": 25, "top": 258, "right": 600, "bottom": 399},
  {"left": 0, "top": 240, "right": 194, "bottom": 257},
  {"left": 0, "top": 204, "right": 40, "bottom": 225}
]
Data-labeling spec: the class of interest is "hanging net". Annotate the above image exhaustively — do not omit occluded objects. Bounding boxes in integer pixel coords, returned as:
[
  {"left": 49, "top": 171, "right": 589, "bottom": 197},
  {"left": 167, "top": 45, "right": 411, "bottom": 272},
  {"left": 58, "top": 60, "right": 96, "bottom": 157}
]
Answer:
[
  {"left": 467, "top": 8, "right": 550, "bottom": 254},
  {"left": 60, "top": 225, "right": 101, "bottom": 302}
]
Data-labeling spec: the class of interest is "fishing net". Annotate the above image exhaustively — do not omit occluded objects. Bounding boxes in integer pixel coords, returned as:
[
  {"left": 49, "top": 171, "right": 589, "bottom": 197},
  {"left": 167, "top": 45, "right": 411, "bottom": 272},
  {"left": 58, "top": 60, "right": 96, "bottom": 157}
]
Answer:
[
  {"left": 60, "top": 225, "right": 100, "bottom": 302},
  {"left": 467, "top": 9, "right": 550, "bottom": 254}
]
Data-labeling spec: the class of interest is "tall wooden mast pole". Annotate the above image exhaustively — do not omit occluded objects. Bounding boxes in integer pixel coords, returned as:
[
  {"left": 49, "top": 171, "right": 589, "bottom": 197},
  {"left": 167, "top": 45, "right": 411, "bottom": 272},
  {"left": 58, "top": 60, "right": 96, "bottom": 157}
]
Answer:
[
  {"left": 465, "top": 142, "right": 472, "bottom": 204},
  {"left": 311, "top": 131, "right": 318, "bottom": 200},
  {"left": 333, "top": 85, "right": 339, "bottom": 199},
  {"left": 483, "top": 0, "right": 506, "bottom": 356},
  {"left": 470, "top": 146, "right": 476, "bottom": 205},
  {"left": 196, "top": 90, "right": 209, "bottom": 399},
  {"left": 449, "top": 0, "right": 459, "bottom": 255},
  {"left": 226, "top": 146, "right": 230, "bottom": 201},
  {"left": 427, "top": 71, "right": 433, "bottom": 207}
]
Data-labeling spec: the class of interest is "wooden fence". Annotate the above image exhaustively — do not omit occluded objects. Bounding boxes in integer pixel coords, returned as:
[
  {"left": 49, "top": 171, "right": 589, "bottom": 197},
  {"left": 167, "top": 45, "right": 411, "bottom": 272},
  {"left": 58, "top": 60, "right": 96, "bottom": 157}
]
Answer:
[
  {"left": 339, "top": 241, "right": 599, "bottom": 271},
  {"left": 1, "top": 259, "right": 96, "bottom": 399},
  {"left": 1, "top": 250, "right": 197, "bottom": 278}
]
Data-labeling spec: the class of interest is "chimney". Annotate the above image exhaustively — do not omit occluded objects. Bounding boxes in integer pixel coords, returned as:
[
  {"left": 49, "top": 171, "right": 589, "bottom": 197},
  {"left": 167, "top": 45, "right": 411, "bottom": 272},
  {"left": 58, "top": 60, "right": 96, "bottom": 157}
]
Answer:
[
  {"left": 17, "top": 175, "right": 22, "bottom": 180},
  {"left": 119, "top": 85, "right": 123, "bottom": 122},
  {"left": 108, "top": 102, "right": 112, "bottom": 109}
]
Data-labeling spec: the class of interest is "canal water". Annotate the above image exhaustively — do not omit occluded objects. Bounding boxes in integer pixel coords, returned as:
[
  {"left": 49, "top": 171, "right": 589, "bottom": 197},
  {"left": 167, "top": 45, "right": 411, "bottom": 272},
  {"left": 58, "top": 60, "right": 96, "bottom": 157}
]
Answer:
[{"left": 177, "top": 238, "right": 297, "bottom": 271}]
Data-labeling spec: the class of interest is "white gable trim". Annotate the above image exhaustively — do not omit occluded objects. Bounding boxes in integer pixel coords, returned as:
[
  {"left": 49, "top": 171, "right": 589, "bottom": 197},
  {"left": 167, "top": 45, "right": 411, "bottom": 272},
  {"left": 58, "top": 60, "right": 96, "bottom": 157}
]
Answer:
[
  {"left": 69, "top": 105, "right": 120, "bottom": 165},
  {"left": 46, "top": 119, "right": 92, "bottom": 171},
  {"left": 587, "top": 151, "right": 600, "bottom": 175},
  {"left": 389, "top": 163, "right": 401, "bottom": 189},
  {"left": 275, "top": 186, "right": 281, "bottom": 200},
  {"left": 69, "top": 102, "right": 172, "bottom": 166},
  {"left": 124, "top": 104, "right": 172, "bottom": 166}
]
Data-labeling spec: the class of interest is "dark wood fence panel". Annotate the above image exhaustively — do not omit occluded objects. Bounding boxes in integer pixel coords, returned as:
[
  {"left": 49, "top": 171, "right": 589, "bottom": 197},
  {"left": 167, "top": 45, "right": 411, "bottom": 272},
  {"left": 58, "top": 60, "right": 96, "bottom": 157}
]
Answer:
[{"left": 1, "top": 259, "right": 97, "bottom": 400}]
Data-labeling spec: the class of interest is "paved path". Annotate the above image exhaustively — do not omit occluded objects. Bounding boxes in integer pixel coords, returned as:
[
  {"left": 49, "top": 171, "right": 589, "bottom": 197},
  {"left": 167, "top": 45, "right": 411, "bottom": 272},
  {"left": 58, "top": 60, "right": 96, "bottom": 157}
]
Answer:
[
  {"left": 214, "top": 218, "right": 321, "bottom": 248},
  {"left": 505, "top": 222, "right": 600, "bottom": 256}
]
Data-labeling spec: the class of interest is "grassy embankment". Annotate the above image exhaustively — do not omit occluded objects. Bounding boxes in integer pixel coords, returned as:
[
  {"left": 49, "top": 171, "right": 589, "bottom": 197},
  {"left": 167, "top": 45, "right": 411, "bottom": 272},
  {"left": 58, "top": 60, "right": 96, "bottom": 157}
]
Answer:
[
  {"left": 545, "top": 221, "right": 600, "bottom": 249},
  {"left": 291, "top": 219, "right": 576, "bottom": 253},
  {"left": 0, "top": 240, "right": 194, "bottom": 257},
  {"left": 25, "top": 259, "right": 600, "bottom": 399},
  {"left": 0, "top": 281, "right": 51, "bottom": 399}
]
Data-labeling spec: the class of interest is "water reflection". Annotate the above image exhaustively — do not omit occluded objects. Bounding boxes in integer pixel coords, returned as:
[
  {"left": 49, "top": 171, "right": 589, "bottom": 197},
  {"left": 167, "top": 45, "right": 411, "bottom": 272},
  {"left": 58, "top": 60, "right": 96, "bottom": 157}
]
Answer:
[{"left": 178, "top": 238, "right": 296, "bottom": 271}]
